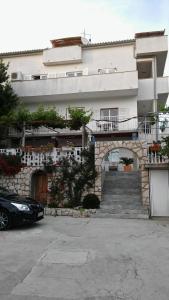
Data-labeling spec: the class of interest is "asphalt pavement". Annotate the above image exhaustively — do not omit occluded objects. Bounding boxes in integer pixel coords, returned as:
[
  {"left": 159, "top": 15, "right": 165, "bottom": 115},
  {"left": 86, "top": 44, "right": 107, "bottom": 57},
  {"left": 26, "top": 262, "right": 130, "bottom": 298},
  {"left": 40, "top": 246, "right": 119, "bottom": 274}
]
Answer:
[{"left": 1, "top": 216, "right": 169, "bottom": 300}]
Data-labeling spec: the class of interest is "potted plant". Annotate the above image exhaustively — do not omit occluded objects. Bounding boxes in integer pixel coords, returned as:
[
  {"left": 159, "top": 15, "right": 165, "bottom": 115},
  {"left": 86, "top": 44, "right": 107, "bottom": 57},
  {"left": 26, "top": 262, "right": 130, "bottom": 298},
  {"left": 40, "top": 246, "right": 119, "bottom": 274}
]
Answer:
[
  {"left": 120, "top": 157, "right": 134, "bottom": 172},
  {"left": 149, "top": 142, "right": 161, "bottom": 153}
]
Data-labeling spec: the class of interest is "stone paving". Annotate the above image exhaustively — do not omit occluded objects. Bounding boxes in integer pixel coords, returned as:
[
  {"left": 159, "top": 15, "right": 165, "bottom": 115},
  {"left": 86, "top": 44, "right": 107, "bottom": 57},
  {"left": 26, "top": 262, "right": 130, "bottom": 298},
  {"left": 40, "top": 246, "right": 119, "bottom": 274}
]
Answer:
[{"left": 1, "top": 216, "right": 169, "bottom": 299}]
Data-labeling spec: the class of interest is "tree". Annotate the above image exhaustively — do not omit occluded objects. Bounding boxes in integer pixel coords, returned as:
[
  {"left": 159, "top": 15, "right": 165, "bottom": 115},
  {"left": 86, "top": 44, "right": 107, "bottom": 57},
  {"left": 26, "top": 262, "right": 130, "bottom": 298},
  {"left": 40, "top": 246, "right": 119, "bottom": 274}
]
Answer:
[
  {"left": 160, "top": 137, "right": 169, "bottom": 158},
  {"left": 0, "top": 60, "right": 19, "bottom": 145},
  {"left": 68, "top": 107, "right": 92, "bottom": 130},
  {"left": 50, "top": 145, "right": 97, "bottom": 207},
  {"left": 0, "top": 103, "right": 93, "bottom": 147},
  {"left": 0, "top": 60, "right": 19, "bottom": 118}
]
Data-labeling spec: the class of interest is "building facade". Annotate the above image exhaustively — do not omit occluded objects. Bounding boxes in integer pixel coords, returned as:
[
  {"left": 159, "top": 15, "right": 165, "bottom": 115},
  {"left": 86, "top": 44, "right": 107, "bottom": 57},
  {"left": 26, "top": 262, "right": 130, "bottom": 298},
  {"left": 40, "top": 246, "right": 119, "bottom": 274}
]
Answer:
[{"left": 0, "top": 30, "right": 168, "bottom": 148}]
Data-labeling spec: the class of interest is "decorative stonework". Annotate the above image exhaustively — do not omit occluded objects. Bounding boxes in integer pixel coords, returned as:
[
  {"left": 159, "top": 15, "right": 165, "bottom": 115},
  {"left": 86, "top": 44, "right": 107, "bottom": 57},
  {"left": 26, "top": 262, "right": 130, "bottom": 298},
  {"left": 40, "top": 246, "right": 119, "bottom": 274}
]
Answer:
[
  {"left": 45, "top": 207, "right": 96, "bottom": 218},
  {"left": 94, "top": 141, "right": 149, "bottom": 208}
]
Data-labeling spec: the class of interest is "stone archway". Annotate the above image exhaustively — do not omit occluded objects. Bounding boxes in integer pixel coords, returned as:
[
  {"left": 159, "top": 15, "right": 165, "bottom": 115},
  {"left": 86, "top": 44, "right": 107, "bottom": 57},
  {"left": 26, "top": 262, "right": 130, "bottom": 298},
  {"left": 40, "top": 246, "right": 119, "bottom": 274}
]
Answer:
[
  {"left": 94, "top": 141, "right": 149, "bottom": 208},
  {"left": 31, "top": 170, "right": 48, "bottom": 204}
]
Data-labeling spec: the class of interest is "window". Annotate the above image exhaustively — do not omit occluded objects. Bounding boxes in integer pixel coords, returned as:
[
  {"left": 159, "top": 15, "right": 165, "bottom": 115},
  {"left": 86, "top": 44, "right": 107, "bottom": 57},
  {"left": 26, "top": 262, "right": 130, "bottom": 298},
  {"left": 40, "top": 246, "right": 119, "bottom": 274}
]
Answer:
[
  {"left": 100, "top": 108, "right": 118, "bottom": 130},
  {"left": 32, "top": 75, "right": 40, "bottom": 80},
  {"left": 66, "top": 71, "right": 83, "bottom": 77},
  {"left": 76, "top": 71, "right": 83, "bottom": 76},
  {"left": 32, "top": 74, "right": 47, "bottom": 80},
  {"left": 66, "top": 72, "right": 75, "bottom": 77}
]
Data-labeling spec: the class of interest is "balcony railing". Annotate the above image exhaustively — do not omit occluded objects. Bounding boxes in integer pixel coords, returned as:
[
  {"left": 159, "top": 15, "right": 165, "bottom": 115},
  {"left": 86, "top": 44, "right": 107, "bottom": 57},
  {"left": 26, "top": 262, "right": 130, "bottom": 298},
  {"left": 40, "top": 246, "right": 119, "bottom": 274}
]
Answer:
[
  {"left": 0, "top": 146, "right": 168, "bottom": 167},
  {"left": 0, "top": 147, "right": 82, "bottom": 167},
  {"left": 7, "top": 115, "right": 169, "bottom": 145},
  {"left": 147, "top": 152, "right": 169, "bottom": 164},
  {"left": 11, "top": 70, "right": 138, "bottom": 101},
  {"left": 88, "top": 116, "right": 138, "bottom": 132}
]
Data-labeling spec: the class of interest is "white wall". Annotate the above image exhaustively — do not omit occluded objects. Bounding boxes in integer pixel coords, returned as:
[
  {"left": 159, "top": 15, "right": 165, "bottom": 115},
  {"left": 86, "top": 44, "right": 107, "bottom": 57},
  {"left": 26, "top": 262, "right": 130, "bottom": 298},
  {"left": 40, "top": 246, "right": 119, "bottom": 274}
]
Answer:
[
  {"left": 43, "top": 45, "right": 82, "bottom": 65},
  {"left": 136, "top": 36, "right": 168, "bottom": 56},
  {"left": 2, "top": 44, "right": 136, "bottom": 76},
  {"left": 83, "top": 45, "right": 136, "bottom": 73},
  {"left": 26, "top": 96, "right": 137, "bottom": 119}
]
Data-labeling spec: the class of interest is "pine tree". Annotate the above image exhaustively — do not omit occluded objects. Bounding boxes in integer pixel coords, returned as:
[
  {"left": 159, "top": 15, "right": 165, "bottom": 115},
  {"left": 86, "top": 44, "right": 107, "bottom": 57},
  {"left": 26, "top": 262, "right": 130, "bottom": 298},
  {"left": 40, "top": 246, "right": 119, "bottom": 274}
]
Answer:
[{"left": 0, "top": 60, "right": 19, "bottom": 118}]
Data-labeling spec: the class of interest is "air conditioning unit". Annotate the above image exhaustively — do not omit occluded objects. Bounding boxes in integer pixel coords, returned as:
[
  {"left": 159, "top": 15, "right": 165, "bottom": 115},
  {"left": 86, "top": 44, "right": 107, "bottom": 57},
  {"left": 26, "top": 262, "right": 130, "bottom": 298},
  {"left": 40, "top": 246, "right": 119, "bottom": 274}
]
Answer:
[
  {"left": 83, "top": 68, "right": 88, "bottom": 76},
  {"left": 100, "top": 68, "right": 111, "bottom": 74},
  {"left": 98, "top": 68, "right": 117, "bottom": 75},
  {"left": 11, "top": 72, "right": 23, "bottom": 81}
]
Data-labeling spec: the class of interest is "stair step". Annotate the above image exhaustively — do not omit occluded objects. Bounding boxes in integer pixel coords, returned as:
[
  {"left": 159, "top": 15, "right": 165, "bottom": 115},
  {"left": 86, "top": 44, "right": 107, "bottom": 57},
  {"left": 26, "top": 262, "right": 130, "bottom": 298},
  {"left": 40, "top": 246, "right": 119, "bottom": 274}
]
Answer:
[
  {"left": 98, "top": 170, "right": 147, "bottom": 219},
  {"left": 100, "top": 208, "right": 148, "bottom": 213},
  {"left": 92, "top": 213, "right": 149, "bottom": 219}
]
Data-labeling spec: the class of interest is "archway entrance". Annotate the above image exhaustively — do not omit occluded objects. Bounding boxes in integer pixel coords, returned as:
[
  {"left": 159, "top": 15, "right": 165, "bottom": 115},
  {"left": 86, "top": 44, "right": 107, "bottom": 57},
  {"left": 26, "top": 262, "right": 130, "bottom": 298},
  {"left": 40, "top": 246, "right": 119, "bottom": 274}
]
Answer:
[
  {"left": 94, "top": 141, "right": 150, "bottom": 217},
  {"left": 101, "top": 148, "right": 144, "bottom": 217},
  {"left": 31, "top": 170, "right": 48, "bottom": 204},
  {"left": 103, "top": 148, "right": 139, "bottom": 172}
]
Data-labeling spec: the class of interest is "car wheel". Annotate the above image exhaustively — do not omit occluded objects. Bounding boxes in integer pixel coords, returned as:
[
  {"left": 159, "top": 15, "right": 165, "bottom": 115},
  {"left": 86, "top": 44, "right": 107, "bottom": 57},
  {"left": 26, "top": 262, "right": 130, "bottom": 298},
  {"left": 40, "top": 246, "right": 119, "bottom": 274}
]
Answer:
[{"left": 0, "top": 210, "right": 11, "bottom": 230}]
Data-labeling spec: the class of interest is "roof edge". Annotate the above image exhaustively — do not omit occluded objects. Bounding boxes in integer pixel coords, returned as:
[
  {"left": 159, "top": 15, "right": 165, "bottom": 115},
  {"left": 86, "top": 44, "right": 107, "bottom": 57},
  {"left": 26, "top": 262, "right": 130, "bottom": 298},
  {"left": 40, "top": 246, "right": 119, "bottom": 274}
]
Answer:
[
  {"left": 0, "top": 39, "right": 135, "bottom": 57},
  {"left": 0, "top": 48, "right": 46, "bottom": 58},
  {"left": 83, "top": 39, "right": 135, "bottom": 48},
  {"left": 135, "top": 30, "right": 165, "bottom": 39}
]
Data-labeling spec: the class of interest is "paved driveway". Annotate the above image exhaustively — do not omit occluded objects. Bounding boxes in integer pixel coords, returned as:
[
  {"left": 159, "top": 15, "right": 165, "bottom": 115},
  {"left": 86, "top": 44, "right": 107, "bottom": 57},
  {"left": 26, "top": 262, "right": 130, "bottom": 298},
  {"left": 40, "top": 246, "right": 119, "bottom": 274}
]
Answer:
[{"left": 1, "top": 216, "right": 169, "bottom": 300}]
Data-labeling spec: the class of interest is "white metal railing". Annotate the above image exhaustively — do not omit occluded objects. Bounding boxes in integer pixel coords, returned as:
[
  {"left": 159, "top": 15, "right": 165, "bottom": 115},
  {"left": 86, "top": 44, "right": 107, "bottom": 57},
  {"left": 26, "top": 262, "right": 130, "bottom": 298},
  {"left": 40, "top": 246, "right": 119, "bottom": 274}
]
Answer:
[
  {"left": 0, "top": 147, "right": 82, "bottom": 167},
  {"left": 88, "top": 116, "right": 138, "bottom": 132},
  {"left": 7, "top": 116, "right": 169, "bottom": 145},
  {"left": 147, "top": 152, "right": 169, "bottom": 164}
]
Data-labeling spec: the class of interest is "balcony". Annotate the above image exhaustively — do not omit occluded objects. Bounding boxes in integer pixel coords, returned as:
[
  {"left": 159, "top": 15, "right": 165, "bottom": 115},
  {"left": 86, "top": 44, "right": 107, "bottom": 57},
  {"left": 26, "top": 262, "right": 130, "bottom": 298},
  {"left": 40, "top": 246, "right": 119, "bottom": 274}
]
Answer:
[
  {"left": 43, "top": 45, "right": 82, "bottom": 65},
  {"left": 138, "top": 77, "right": 169, "bottom": 101},
  {"left": 11, "top": 70, "right": 138, "bottom": 102},
  {"left": 8, "top": 115, "right": 139, "bottom": 138},
  {"left": 136, "top": 35, "right": 168, "bottom": 76},
  {"left": 136, "top": 35, "right": 168, "bottom": 56},
  {"left": 8, "top": 113, "right": 169, "bottom": 145}
]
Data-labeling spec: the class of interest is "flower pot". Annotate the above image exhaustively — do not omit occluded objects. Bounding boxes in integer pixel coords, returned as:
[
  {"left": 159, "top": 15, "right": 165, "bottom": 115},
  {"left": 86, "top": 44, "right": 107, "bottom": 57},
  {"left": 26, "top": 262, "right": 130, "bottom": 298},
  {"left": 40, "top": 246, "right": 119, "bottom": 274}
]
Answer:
[
  {"left": 149, "top": 144, "right": 161, "bottom": 152},
  {"left": 124, "top": 164, "right": 132, "bottom": 172}
]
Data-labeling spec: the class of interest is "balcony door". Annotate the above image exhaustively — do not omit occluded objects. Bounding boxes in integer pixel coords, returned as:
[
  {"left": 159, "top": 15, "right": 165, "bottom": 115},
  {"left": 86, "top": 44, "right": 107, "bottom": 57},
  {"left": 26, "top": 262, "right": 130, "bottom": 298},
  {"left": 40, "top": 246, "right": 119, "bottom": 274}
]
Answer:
[{"left": 100, "top": 108, "right": 118, "bottom": 131}]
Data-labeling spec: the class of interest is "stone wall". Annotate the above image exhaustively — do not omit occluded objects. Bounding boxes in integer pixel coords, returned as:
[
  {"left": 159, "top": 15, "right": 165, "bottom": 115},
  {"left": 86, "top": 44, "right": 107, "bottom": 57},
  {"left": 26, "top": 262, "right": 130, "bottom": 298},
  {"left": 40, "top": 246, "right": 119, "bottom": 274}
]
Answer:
[
  {"left": 0, "top": 166, "right": 95, "bottom": 204},
  {"left": 0, "top": 141, "right": 150, "bottom": 209},
  {"left": 0, "top": 167, "right": 46, "bottom": 197},
  {"left": 94, "top": 141, "right": 150, "bottom": 208}
]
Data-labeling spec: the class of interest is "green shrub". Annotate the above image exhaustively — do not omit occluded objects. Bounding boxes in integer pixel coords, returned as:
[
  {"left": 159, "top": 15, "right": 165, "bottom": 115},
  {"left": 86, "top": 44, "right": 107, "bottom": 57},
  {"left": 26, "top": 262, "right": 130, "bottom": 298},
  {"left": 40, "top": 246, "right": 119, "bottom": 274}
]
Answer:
[
  {"left": 48, "top": 202, "right": 58, "bottom": 208},
  {"left": 82, "top": 194, "right": 100, "bottom": 209}
]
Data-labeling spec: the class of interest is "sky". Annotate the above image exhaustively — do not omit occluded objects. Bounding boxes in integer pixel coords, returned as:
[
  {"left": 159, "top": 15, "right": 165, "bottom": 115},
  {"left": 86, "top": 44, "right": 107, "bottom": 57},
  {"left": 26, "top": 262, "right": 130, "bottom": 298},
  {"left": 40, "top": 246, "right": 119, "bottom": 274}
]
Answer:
[{"left": 0, "top": 0, "right": 169, "bottom": 75}]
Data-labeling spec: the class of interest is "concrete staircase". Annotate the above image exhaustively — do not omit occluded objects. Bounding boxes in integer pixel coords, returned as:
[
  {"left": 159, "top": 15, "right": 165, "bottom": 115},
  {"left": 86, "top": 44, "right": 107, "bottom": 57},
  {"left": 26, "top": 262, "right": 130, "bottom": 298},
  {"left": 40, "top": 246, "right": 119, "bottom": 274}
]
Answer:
[{"left": 94, "top": 171, "right": 149, "bottom": 219}]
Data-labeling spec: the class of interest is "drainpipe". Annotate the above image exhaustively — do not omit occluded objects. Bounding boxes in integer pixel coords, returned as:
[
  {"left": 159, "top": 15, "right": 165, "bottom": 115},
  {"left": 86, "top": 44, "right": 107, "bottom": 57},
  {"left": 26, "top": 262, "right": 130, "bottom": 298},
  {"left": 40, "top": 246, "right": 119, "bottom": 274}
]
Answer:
[{"left": 153, "top": 56, "right": 159, "bottom": 142}]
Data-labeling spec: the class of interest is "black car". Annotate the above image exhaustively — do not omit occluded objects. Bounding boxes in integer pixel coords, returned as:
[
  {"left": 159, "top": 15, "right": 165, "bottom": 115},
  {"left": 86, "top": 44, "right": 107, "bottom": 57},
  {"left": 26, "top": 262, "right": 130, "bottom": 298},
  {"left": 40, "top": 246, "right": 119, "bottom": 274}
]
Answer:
[{"left": 0, "top": 187, "right": 44, "bottom": 230}]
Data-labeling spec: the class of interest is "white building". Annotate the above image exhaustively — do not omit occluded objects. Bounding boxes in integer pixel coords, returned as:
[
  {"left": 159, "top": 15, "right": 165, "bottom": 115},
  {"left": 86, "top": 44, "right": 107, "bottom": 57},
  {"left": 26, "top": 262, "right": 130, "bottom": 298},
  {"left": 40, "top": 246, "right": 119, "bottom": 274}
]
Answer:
[{"left": 0, "top": 30, "right": 168, "bottom": 147}]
